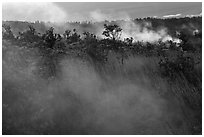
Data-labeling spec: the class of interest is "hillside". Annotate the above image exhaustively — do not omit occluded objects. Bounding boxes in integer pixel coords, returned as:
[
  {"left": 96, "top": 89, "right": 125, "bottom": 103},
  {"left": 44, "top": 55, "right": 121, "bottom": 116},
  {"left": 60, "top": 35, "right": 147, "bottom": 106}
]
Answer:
[{"left": 2, "top": 16, "right": 202, "bottom": 135}]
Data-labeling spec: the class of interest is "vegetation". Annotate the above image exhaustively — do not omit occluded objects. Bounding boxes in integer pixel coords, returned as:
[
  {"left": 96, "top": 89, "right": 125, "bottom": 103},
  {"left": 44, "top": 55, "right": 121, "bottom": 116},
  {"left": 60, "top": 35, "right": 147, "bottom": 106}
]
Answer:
[{"left": 2, "top": 17, "right": 202, "bottom": 135}]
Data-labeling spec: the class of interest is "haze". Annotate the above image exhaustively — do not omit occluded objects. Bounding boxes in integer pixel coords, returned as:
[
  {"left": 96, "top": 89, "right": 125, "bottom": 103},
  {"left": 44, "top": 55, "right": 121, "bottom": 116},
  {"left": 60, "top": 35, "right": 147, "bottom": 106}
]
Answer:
[{"left": 2, "top": 2, "right": 202, "bottom": 22}]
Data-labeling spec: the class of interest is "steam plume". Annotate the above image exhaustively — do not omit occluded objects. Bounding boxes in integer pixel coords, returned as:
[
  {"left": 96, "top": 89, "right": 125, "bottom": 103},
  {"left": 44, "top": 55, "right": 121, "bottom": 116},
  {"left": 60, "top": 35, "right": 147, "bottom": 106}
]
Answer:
[{"left": 2, "top": 2, "right": 68, "bottom": 22}]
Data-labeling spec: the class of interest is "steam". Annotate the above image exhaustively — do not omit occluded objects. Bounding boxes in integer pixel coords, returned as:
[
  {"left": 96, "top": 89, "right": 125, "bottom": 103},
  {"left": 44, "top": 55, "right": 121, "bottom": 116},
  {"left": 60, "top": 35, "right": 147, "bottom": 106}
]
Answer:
[
  {"left": 119, "top": 20, "right": 181, "bottom": 44},
  {"left": 88, "top": 10, "right": 181, "bottom": 44},
  {"left": 2, "top": 2, "right": 68, "bottom": 22},
  {"left": 163, "top": 13, "right": 181, "bottom": 18},
  {"left": 3, "top": 42, "right": 190, "bottom": 134},
  {"left": 186, "top": 12, "right": 202, "bottom": 17},
  {"left": 59, "top": 60, "right": 166, "bottom": 134},
  {"left": 3, "top": 2, "right": 182, "bottom": 44}
]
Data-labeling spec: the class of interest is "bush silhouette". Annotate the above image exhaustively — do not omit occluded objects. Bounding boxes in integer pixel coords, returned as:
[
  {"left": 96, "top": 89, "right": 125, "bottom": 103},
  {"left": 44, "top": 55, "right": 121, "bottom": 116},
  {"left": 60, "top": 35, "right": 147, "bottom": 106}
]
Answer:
[{"left": 102, "top": 24, "right": 122, "bottom": 41}]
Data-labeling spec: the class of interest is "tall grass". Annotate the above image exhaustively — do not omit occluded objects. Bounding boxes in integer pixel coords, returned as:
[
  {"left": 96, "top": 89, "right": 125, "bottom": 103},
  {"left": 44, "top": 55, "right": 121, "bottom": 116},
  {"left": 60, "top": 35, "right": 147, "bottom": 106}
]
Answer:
[
  {"left": 2, "top": 41, "right": 202, "bottom": 134},
  {"left": 93, "top": 53, "right": 202, "bottom": 134}
]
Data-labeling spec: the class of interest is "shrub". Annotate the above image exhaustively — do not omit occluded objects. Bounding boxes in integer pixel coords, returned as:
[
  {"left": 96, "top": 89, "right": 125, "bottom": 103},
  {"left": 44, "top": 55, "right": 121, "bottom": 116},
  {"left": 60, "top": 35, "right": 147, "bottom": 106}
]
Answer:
[{"left": 159, "top": 54, "right": 195, "bottom": 80}]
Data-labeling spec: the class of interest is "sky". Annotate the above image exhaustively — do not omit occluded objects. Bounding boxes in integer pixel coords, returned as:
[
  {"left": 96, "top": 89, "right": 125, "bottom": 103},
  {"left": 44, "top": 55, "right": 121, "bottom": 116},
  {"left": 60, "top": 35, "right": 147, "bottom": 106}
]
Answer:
[{"left": 2, "top": 2, "right": 202, "bottom": 22}]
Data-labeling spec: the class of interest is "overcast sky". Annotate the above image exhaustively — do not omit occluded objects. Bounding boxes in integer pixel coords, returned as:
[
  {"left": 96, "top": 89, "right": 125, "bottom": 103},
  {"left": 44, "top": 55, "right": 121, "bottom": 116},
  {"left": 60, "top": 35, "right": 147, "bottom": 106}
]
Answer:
[{"left": 2, "top": 2, "right": 202, "bottom": 22}]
